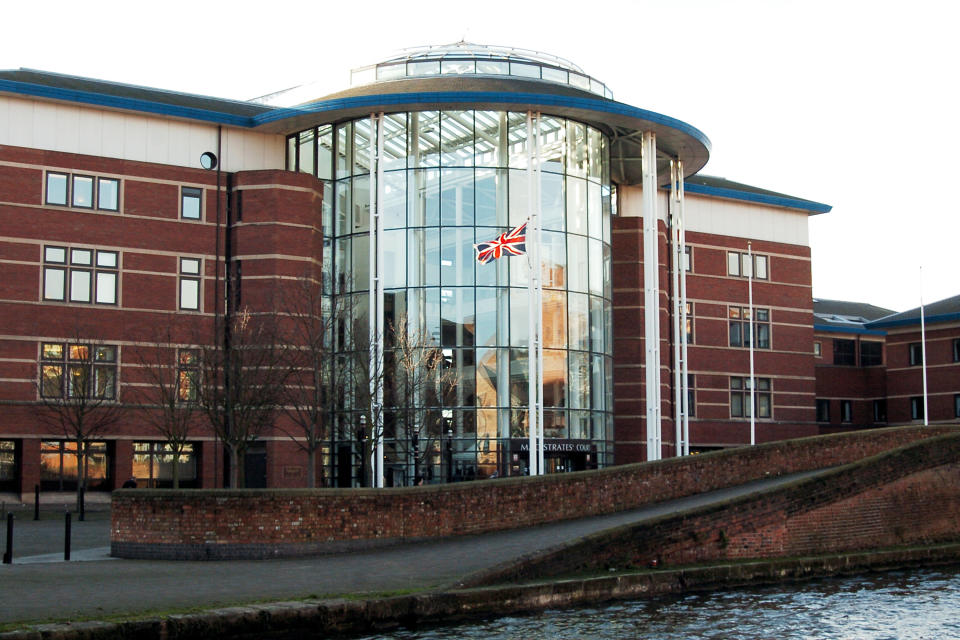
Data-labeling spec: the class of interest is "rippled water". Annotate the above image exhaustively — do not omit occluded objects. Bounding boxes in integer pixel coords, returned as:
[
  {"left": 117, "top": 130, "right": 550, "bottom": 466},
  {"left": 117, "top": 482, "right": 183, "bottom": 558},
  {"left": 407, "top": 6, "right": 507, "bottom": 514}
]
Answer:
[{"left": 364, "top": 567, "right": 960, "bottom": 639}]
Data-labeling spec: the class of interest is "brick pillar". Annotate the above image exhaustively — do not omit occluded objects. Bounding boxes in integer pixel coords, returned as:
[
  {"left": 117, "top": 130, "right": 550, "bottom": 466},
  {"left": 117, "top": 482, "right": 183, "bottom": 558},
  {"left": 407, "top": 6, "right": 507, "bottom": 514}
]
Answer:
[
  {"left": 113, "top": 440, "right": 133, "bottom": 489},
  {"left": 19, "top": 438, "right": 41, "bottom": 501}
]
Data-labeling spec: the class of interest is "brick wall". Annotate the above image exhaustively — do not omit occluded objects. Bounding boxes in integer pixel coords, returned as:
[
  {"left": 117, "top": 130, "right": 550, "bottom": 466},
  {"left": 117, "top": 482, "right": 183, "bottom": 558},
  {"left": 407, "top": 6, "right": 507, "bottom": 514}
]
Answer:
[{"left": 111, "top": 425, "right": 957, "bottom": 559}]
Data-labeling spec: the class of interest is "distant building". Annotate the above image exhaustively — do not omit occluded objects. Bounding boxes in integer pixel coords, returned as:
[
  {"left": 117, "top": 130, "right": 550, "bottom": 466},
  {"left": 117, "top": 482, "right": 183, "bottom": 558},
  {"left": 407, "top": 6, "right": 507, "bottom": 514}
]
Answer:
[{"left": 0, "top": 43, "right": 836, "bottom": 497}]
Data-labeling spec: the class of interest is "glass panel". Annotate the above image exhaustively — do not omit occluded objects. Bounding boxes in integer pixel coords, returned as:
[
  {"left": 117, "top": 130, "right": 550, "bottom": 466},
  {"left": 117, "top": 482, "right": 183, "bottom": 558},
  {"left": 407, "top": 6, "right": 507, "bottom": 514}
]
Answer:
[
  {"left": 567, "top": 234, "right": 588, "bottom": 292},
  {"left": 95, "top": 367, "right": 116, "bottom": 398},
  {"left": 476, "top": 60, "right": 509, "bottom": 75},
  {"left": 441, "top": 111, "right": 474, "bottom": 166},
  {"left": 44, "top": 268, "right": 65, "bottom": 300},
  {"left": 568, "top": 292, "right": 589, "bottom": 351},
  {"left": 544, "top": 410, "right": 566, "bottom": 439},
  {"left": 383, "top": 229, "right": 406, "bottom": 289},
  {"left": 510, "top": 62, "right": 540, "bottom": 78},
  {"left": 728, "top": 252, "right": 741, "bottom": 276},
  {"left": 566, "top": 121, "right": 587, "bottom": 177},
  {"left": 69, "top": 345, "right": 90, "bottom": 360},
  {"left": 440, "top": 168, "right": 475, "bottom": 226},
  {"left": 182, "top": 188, "right": 201, "bottom": 219},
  {"left": 409, "top": 168, "right": 440, "bottom": 226},
  {"left": 286, "top": 136, "right": 296, "bottom": 171},
  {"left": 97, "top": 251, "right": 118, "bottom": 268},
  {"left": 474, "top": 168, "right": 508, "bottom": 226},
  {"left": 47, "top": 173, "right": 67, "bottom": 205},
  {"left": 542, "top": 290, "right": 567, "bottom": 349},
  {"left": 590, "top": 296, "right": 605, "bottom": 353},
  {"left": 425, "top": 287, "right": 441, "bottom": 344},
  {"left": 71, "top": 249, "right": 92, "bottom": 265},
  {"left": 508, "top": 168, "right": 528, "bottom": 229},
  {"left": 70, "top": 270, "right": 91, "bottom": 302},
  {"left": 336, "top": 122, "right": 352, "bottom": 177},
  {"left": 97, "top": 178, "right": 119, "bottom": 210},
  {"left": 440, "top": 288, "right": 475, "bottom": 347},
  {"left": 509, "top": 288, "right": 528, "bottom": 347},
  {"left": 72, "top": 175, "right": 93, "bottom": 208},
  {"left": 755, "top": 255, "right": 768, "bottom": 279},
  {"left": 352, "top": 175, "right": 370, "bottom": 233},
  {"left": 41, "top": 365, "right": 63, "bottom": 397},
  {"left": 334, "top": 237, "right": 350, "bottom": 293},
  {"left": 317, "top": 125, "right": 334, "bottom": 180},
  {"left": 96, "top": 272, "right": 117, "bottom": 304},
  {"left": 45, "top": 246, "right": 66, "bottom": 263},
  {"left": 353, "top": 118, "right": 373, "bottom": 175},
  {"left": 566, "top": 176, "right": 588, "bottom": 235},
  {"left": 352, "top": 235, "right": 369, "bottom": 293},
  {"left": 407, "top": 228, "right": 440, "bottom": 288},
  {"left": 475, "top": 288, "right": 499, "bottom": 347},
  {"left": 742, "top": 253, "right": 752, "bottom": 278},
  {"left": 42, "top": 343, "right": 63, "bottom": 359},
  {"left": 440, "top": 227, "right": 475, "bottom": 287},
  {"left": 298, "top": 128, "right": 316, "bottom": 176},
  {"left": 568, "top": 351, "right": 589, "bottom": 409},
  {"left": 410, "top": 111, "right": 440, "bottom": 168},
  {"left": 569, "top": 73, "right": 590, "bottom": 90},
  {"left": 376, "top": 63, "right": 405, "bottom": 81},
  {"left": 541, "top": 67, "right": 568, "bottom": 83},
  {"left": 541, "top": 230, "right": 566, "bottom": 289},
  {"left": 476, "top": 348, "right": 497, "bottom": 407},
  {"left": 588, "top": 181, "right": 602, "bottom": 239},
  {"left": 180, "top": 278, "right": 199, "bottom": 309},
  {"left": 475, "top": 111, "right": 507, "bottom": 167},
  {"left": 507, "top": 112, "right": 528, "bottom": 169},
  {"left": 539, "top": 116, "right": 565, "bottom": 174},
  {"left": 588, "top": 127, "right": 603, "bottom": 181},
  {"left": 509, "top": 348, "right": 528, "bottom": 407},
  {"left": 335, "top": 179, "right": 351, "bottom": 236},
  {"left": 541, "top": 172, "right": 564, "bottom": 232},
  {"left": 589, "top": 239, "right": 603, "bottom": 296},
  {"left": 408, "top": 61, "right": 440, "bottom": 76}
]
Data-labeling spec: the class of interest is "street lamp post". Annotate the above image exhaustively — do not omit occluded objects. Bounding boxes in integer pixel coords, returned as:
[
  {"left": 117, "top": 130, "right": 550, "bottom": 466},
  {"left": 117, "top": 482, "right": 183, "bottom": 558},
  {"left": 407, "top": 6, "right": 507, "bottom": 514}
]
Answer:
[
  {"left": 446, "top": 428, "right": 453, "bottom": 483},
  {"left": 358, "top": 415, "right": 367, "bottom": 488}
]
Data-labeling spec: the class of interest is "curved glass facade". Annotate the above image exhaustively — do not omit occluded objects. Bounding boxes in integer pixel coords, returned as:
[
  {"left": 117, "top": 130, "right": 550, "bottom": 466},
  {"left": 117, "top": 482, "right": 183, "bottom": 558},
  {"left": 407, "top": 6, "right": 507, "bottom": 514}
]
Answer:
[{"left": 288, "top": 110, "right": 614, "bottom": 485}]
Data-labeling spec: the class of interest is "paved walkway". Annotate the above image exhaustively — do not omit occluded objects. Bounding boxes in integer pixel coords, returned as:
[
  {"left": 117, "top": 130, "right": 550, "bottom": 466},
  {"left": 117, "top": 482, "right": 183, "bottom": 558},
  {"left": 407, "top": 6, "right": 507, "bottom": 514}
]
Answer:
[{"left": 0, "top": 470, "right": 826, "bottom": 626}]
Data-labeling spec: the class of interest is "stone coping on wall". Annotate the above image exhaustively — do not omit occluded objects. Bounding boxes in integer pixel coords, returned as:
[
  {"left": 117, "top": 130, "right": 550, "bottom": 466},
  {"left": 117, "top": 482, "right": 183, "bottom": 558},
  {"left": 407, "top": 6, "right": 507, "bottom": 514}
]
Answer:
[{"left": 111, "top": 425, "right": 959, "bottom": 560}]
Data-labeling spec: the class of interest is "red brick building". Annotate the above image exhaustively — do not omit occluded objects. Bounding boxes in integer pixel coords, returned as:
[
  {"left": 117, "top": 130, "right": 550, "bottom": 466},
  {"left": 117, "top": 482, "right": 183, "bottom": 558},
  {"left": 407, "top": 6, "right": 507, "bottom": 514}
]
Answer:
[{"left": 1, "top": 51, "right": 837, "bottom": 497}]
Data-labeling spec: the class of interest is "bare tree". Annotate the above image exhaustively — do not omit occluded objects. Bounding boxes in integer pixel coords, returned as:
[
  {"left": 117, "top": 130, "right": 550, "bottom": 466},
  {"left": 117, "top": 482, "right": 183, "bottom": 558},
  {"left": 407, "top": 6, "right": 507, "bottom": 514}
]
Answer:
[
  {"left": 277, "top": 274, "right": 337, "bottom": 487},
  {"left": 132, "top": 323, "right": 203, "bottom": 489},
  {"left": 36, "top": 335, "right": 123, "bottom": 509},
  {"left": 196, "top": 308, "right": 288, "bottom": 488}
]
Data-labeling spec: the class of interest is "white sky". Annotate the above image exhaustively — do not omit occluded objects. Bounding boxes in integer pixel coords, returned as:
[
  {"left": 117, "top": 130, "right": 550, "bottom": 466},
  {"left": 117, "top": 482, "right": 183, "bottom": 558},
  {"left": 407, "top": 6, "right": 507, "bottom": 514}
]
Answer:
[{"left": 4, "top": 0, "right": 958, "bottom": 312}]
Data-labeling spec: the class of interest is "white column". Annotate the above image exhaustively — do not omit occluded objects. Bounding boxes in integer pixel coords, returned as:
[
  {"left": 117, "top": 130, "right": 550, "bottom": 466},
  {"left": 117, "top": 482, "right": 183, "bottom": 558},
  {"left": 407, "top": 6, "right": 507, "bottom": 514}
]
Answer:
[
  {"left": 642, "top": 131, "right": 661, "bottom": 461},
  {"left": 678, "top": 167, "right": 690, "bottom": 456},
  {"left": 748, "top": 242, "right": 755, "bottom": 446},
  {"left": 526, "top": 111, "right": 537, "bottom": 475},
  {"left": 534, "top": 112, "right": 544, "bottom": 476},
  {"left": 369, "top": 113, "right": 385, "bottom": 488},
  {"left": 670, "top": 160, "right": 689, "bottom": 457}
]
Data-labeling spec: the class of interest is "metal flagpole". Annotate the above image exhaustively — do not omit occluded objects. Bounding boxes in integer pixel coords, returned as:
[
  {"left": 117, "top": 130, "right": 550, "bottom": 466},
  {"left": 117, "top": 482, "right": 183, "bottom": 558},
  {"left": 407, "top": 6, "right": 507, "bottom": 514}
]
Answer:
[
  {"left": 748, "top": 242, "right": 755, "bottom": 446},
  {"left": 641, "top": 131, "right": 661, "bottom": 460},
  {"left": 670, "top": 161, "right": 682, "bottom": 457},
  {"left": 534, "top": 112, "right": 544, "bottom": 476},
  {"left": 526, "top": 111, "right": 538, "bottom": 475},
  {"left": 920, "top": 266, "right": 928, "bottom": 426},
  {"left": 368, "top": 113, "right": 385, "bottom": 488},
  {"left": 678, "top": 164, "right": 689, "bottom": 456}
]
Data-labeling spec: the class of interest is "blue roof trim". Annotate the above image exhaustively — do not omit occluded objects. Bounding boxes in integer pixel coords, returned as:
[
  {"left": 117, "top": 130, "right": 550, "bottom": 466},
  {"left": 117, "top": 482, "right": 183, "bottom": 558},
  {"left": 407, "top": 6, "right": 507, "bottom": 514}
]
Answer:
[
  {"left": 253, "top": 90, "right": 713, "bottom": 151},
  {"left": 0, "top": 78, "right": 256, "bottom": 128},
  {"left": 868, "top": 311, "right": 960, "bottom": 329},
  {"left": 814, "top": 323, "right": 887, "bottom": 336},
  {"left": 684, "top": 181, "right": 832, "bottom": 214}
]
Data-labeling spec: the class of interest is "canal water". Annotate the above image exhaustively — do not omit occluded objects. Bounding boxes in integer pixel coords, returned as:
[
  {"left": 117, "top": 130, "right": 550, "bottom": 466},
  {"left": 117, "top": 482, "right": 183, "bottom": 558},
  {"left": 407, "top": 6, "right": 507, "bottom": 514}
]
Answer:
[{"left": 361, "top": 567, "right": 960, "bottom": 639}]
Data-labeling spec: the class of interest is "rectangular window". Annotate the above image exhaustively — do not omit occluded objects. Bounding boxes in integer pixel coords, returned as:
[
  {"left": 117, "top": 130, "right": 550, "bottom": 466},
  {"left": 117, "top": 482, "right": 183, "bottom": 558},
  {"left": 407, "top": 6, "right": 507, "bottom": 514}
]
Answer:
[
  {"left": 730, "top": 376, "right": 771, "bottom": 418},
  {"left": 177, "top": 349, "right": 200, "bottom": 402},
  {"left": 0, "top": 440, "right": 16, "bottom": 486},
  {"left": 684, "top": 302, "right": 694, "bottom": 344},
  {"left": 873, "top": 399, "right": 887, "bottom": 423},
  {"left": 816, "top": 399, "right": 830, "bottom": 422},
  {"left": 179, "top": 258, "right": 201, "bottom": 310},
  {"left": 46, "top": 172, "right": 68, "bottom": 205},
  {"left": 132, "top": 442, "right": 198, "bottom": 488},
  {"left": 44, "top": 246, "right": 118, "bottom": 305},
  {"left": 833, "top": 339, "right": 856, "bottom": 366},
  {"left": 814, "top": 341, "right": 822, "bottom": 358},
  {"left": 40, "top": 342, "right": 117, "bottom": 400},
  {"left": 40, "top": 440, "right": 110, "bottom": 491},
  {"left": 953, "top": 339, "right": 959, "bottom": 363},
  {"left": 955, "top": 394, "right": 960, "bottom": 419},
  {"left": 729, "top": 306, "right": 770, "bottom": 349},
  {"left": 682, "top": 246, "right": 692, "bottom": 272},
  {"left": 910, "top": 397, "right": 924, "bottom": 421},
  {"left": 841, "top": 400, "right": 853, "bottom": 423},
  {"left": 97, "top": 178, "right": 119, "bottom": 211},
  {"left": 727, "top": 251, "right": 768, "bottom": 279},
  {"left": 181, "top": 187, "right": 203, "bottom": 220},
  {"left": 860, "top": 341, "right": 883, "bottom": 367},
  {"left": 686, "top": 374, "right": 696, "bottom": 418},
  {"left": 909, "top": 343, "right": 923, "bottom": 366},
  {"left": 72, "top": 175, "right": 94, "bottom": 208}
]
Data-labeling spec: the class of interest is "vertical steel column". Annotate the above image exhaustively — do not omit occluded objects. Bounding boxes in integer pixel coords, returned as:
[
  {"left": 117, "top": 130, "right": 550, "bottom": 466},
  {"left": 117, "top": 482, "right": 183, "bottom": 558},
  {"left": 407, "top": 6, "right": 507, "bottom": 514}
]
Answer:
[
  {"left": 670, "top": 161, "right": 682, "bottom": 457},
  {"left": 368, "top": 113, "right": 385, "bottom": 487},
  {"left": 642, "top": 132, "right": 661, "bottom": 461},
  {"left": 677, "top": 165, "right": 690, "bottom": 456},
  {"left": 748, "top": 242, "right": 755, "bottom": 446},
  {"left": 534, "top": 112, "right": 544, "bottom": 476},
  {"left": 525, "top": 111, "right": 543, "bottom": 475}
]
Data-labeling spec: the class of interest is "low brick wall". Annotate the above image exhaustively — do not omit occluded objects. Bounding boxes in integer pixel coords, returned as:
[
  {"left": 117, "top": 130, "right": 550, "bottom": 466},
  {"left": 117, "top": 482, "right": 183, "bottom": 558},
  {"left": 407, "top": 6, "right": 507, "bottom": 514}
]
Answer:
[
  {"left": 464, "top": 432, "right": 960, "bottom": 586},
  {"left": 111, "top": 425, "right": 958, "bottom": 560}
]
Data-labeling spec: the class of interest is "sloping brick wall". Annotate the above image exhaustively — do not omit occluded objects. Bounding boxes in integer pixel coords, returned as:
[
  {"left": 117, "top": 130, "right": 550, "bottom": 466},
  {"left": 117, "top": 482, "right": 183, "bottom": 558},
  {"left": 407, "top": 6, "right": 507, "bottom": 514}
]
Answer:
[{"left": 111, "top": 426, "right": 958, "bottom": 559}]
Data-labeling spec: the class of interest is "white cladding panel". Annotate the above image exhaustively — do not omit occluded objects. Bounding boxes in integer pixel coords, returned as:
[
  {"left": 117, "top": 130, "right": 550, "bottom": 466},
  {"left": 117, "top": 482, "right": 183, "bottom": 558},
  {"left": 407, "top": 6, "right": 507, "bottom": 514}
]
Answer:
[
  {"left": 0, "top": 95, "right": 284, "bottom": 172},
  {"left": 618, "top": 184, "right": 809, "bottom": 246}
]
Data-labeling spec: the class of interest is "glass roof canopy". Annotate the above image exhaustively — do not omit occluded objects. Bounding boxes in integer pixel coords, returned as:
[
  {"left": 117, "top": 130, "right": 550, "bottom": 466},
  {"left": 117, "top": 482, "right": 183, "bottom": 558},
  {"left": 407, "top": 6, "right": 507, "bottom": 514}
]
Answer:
[{"left": 350, "top": 42, "right": 614, "bottom": 100}]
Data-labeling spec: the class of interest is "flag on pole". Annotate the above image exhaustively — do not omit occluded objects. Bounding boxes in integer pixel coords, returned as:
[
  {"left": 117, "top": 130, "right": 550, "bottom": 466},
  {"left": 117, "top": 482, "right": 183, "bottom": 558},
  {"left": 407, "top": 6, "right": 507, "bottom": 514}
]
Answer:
[{"left": 474, "top": 221, "right": 527, "bottom": 264}]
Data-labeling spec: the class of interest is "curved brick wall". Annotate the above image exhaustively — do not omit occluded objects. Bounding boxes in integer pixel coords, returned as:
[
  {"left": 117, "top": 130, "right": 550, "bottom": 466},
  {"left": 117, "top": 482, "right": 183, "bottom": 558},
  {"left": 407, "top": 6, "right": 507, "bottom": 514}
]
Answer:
[{"left": 111, "top": 425, "right": 958, "bottom": 560}]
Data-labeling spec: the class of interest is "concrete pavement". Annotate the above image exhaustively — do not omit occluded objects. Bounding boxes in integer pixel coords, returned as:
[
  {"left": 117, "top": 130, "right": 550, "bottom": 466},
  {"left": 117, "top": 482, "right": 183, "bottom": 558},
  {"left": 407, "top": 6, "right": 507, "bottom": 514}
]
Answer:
[{"left": 0, "top": 470, "right": 826, "bottom": 627}]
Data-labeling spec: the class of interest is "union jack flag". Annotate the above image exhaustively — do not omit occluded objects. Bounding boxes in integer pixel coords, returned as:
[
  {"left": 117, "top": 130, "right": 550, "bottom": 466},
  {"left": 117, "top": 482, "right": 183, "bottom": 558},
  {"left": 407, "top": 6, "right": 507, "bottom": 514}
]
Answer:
[{"left": 474, "top": 222, "right": 527, "bottom": 264}]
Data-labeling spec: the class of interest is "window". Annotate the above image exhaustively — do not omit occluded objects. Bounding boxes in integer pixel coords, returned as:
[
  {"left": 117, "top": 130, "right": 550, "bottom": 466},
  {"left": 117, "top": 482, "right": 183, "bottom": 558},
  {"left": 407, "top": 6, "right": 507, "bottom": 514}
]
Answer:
[
  {"left": 43, "top": 246, "right": 118, "bottom": 304},
  {"left": 179, "top": 258, "right": 201, "bottom": 310},
  {"left": 40, "top": 440, "right": 110, "bottom": 491},
  {"left": 684, "top": 302, "right": 693, "bottom": 344},
  {"left": 181, "top": 187, "right": 202, "bottom": 220},
  {"left": 40, "top": 342, "right": 117, "bottom": 400},
  {"left": 910, "top": 397, "right": 924, "bottom": 421},
  {"left": 841, "top": 400, "right": 853, "bottom": 423},
  {"left": 0, "top": 440, "right": 16, "bottom": 489},
  {"left": 683, "top": 374, "right": 696, "bottom": 417},
  {"left": 833, "top": 339, "right": 856, "bottom": 366},
  {"left": 814, "top": 342, "right": 822, "bottom": 358},
  {"left": 730, "top": 376, "right": 771, "bottom": 418},
  {"left": 953, "top": 339, "right": 959, "bottom": 363},
  {"left": 860, "top": 341, "right": 883, "bottom": 367},
  {"left": 177, "top": 349, "right": 199, "bottom": 402},
  {"left": 729, "top": 307, "right": 770, "bottom": 349},
  {"left": 727, "top": 251, "right": 768, "bottom": 279},
  {"left": 682, "top": 246, "right": 692, "bottom": 272},
  {"left": 45, "top": 171, "right": 120, "bottom": 211},
  {"left": 132, "top": 442, "right": 198, "bottom": 488},
  {"left": 816, "top": 399, "right": 830, "bottom": 422},
  {"left": 955, "top": 394, "right": 960, "bottom": 419},
  {"left": 873, "top": 399, "right": 887, "bottom": 423},
  {"left": 909, "top": 343, "right": 923, "bottom": 366}
]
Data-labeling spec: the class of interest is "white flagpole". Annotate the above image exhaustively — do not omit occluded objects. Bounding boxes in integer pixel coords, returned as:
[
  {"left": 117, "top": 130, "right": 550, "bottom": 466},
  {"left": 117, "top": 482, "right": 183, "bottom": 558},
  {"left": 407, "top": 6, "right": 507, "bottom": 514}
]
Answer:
[
  {"left": 920, "top": 266, "right": 928, "bottom": 426},
  {"left": 368, "top": 113, "right": 385, "bottom": 488},
  {"left": 526, "top": 111, "right": 538, "bottom": 475},
  {"left": 748, "top": 242, "right": 755, "bottom": 446},
  {"left": 534, "top": 112, "right": 544, "bottom": 476}
]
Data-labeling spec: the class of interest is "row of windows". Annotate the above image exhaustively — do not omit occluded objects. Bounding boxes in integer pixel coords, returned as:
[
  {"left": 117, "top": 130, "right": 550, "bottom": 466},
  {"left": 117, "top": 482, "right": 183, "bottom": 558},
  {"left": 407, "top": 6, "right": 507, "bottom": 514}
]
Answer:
[
  {"left": 909, "top": 339, "right": 960, "bottom": 366},
  {"left": 727, "top": 251, "right": 768, "bottom": 280},
  {"left": 826, "top": 339, "right": 883, "bottom": 366},
  {"left": 46, "top": 172, "right": 119, "bottom": 211},
  {"left": 817, "top": 398, "right": 888, "bottom": 423},
  {"left": 40, "top": 342, "right": 117, "bottom": 399},
  {"left": 730, "top": 377, "right": 771, "bottom": 418},
  {"left": 45, "top": 171, "right": 204, "bottom": 221},
  {"left": 41, "top": 246, "right": 202, "bottom": 310}
]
